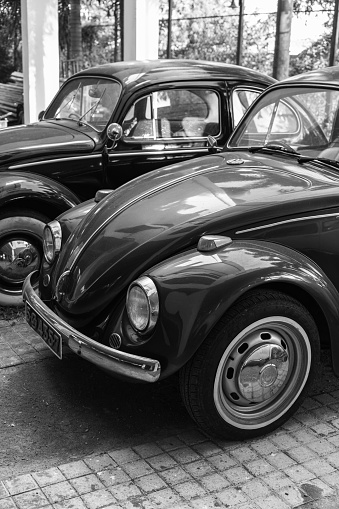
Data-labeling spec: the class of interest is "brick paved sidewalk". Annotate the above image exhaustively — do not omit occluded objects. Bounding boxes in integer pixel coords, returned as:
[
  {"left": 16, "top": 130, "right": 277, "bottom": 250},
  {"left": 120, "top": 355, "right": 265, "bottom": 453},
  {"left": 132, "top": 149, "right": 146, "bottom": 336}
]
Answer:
[{"left": 1, "top": 318, "right": 339, "bottom": 508}]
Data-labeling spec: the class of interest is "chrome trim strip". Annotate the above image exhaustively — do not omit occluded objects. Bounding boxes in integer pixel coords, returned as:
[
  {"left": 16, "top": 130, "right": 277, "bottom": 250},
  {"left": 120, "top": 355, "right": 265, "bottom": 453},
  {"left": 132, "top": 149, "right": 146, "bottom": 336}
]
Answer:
[
  {"left": 236, "top": 212, "right": 339, "bottom": 235},
  {"left": 68, "top": 162, "right": 221, "bottom": 272},
  {"left": 23, "top": 272, "right": 161, "bottom": 383},
  {"left": 108, "top": 148, "right": 208, "bottom": 158},
  {"left": 9, "top": 154, "right": 101, "bottom": 170}
]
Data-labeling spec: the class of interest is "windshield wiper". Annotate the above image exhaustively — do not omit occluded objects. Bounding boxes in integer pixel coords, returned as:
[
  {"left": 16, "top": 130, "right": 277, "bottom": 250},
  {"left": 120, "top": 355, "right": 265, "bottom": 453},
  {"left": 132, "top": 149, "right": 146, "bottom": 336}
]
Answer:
[
  {"left": 297, "top": 155, "right": 339, "bottom": 169},
  {"left": 78, "top": 89, "right": 106, "bottom": 125},
  {"left": 55, "top": 82, "right": 81, "bottom": 117},
  {"left": 249, "top": 143, "right": 300, "bottom": 155}
]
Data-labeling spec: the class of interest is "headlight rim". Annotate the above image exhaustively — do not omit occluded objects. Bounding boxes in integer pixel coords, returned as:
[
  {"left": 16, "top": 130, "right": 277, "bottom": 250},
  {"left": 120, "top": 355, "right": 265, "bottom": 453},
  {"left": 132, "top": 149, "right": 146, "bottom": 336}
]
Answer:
[
  {"left": 43, "top": 220, "right": 62, "bottom": 264},
  {"left": 126, "top": 276, "right": 159, "bottom": 334}
]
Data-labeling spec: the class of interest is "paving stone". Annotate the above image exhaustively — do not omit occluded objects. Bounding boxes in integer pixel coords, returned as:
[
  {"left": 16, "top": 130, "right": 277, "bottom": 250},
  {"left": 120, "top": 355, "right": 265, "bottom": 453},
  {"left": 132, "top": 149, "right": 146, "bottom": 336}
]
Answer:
[
  {"left": 122, "top": 459, "right": 154, "bottom": 479},
  {"left": 13, "top": 489, "right": 49, "bottom": 509},
  {"left": 254, "top": 494, "right": 289, "bottom": 509},
  {"left": 294, "top": 411, "right": 319, "bottom": 426},
  {"left": 42, "top": 481, "right": 78, "bottom": 504},
  {"left": 132, "top": 443, "right": 163, "bottom": 459},
  {"left": 158, "top": 466, "right": 192, "bottom": 486},
  {"left": 206, "top": 452, "right": 237, "bottom": 471},
  {"left": 146, "top": 453, "right": 178, "bottom": 472},
  {"left": 285, "top": 464, "right": 315, "bottom": 483},
  {"left": 0, "top": 483, "right": 9, "bottom": 499},
  {"left": 109, "top": 481, "right": 142, "bottom": 501},
  {"left": 168, "top": 447, "right": 201, "bottom": 464},
  {"left": 191, "top": 441, "right": 223, "bottom": 458},
  {"left": 313, "top": 393, "right": 338, "bottom": 405},
  {"left": 58, "top": 461, "right": 92, "bottom": 480},
  {"left": 266, "top": 451, "right": 296, "bottom": 470},
  {"left": 199, "top": 473, "right": 230, "bottom": 492},
  {"left": 300, "top": 478, "right": 335, "bottom": 499},
  {"left": 250, "top": 439, "right": 279, "bottom": 456},
  {"left": 301, "top": 397, "right": 323, "bottom": 410},
  {"left": 176, "top": 430, "right": 206, "bottom": 446},
  {"left": 148, "top": 487, "right": 182, "bottom": 508},
  {"left": 96, "top": 468, "right": 130, "bottom": 487},
  {"left": 0, "top": 500, "right": 17, "bottom": 509},
  {"left": 278, "top": 484, "right": 312, "bottom": 506},
  {"left": 174, "top": 480, "right": 207, "bottom": 500},
  {"left": 326, "top": 451, "right": 339, "bottom": 468},
  {"left": 270, "top": 432, "right": 300, "bottom": 450},
  {"left": 53, "top": 497, "right": 88, "bottom": 509},
  {"left": 217, "top": 486, "right": 249, "bottom": 507},
  {"left": 262, "top": 470, "right": 292, "bottom": 490},
  {"left": 306, "top": 438, "right": 336, "bottom": 455},
  {"left": 281, "top": 417, "right": 302, "bottom": 432},
  {"left": 81, "top": 488, "right": 118, "bottom": 509},
  {"left": 156, "top": 436, "right": 185, "bottom": 452},
  {"left": 245, "top": 458, "right": 275, "bottom": 476},
  {"left": 311, "top": 422, "right": 337, "bottom": 436},
  {"left": 224, "top": 466, "right": 253, "bottom": 485},
  {"left": 320, "top": 471, "right": 339, "bottom": 489},
  {"left": 108, "top": 447, "right": 140, "bottom": 466},
  {"left": 84, "top": 454, "right": 117, "bottom": 472},
  {"left": 134, "top": 473, "right": 167, "bottom": 493},
  {"left": 4, "top": 474, "right": 38, "bottom": 495},
  {"left": 229, "top": 446, "right": 258, "bottom": 463},
  {"left": 302, "top": 457, "right": 335, "bottom": 476},
  {"left": 241, "top": 478, "right": 271, "bottom": 499},
  {"left": 69, "top": 474, "right": 105, "bottom": 495},
  {"left": 287, "top": 445, "right": 317, "bottom": 463},
  {"left": 32, "top": 468, "right": 66, "bottom": 487},
  {"left": 291, "top": 428, "right": 318, "bottom": 444},
  {"left": 182, "top": 459, "right": 214, "bottom": 478}
]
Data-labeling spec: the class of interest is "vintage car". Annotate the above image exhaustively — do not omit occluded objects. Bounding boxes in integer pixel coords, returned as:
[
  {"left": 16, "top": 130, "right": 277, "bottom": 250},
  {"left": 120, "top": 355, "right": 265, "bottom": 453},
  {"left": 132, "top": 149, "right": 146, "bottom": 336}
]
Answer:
[
  {"left": 23, "top": 65, "right": 339, "bottom": 439},
  {"left": 0, "top": 60, "right": 274, "bottom": 306}
]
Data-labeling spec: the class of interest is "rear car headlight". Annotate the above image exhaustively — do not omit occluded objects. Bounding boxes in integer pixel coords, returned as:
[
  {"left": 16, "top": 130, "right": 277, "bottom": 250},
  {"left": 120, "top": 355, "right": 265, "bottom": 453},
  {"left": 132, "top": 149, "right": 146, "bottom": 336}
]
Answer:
[
  {"left": 43, "top": 220, "right": 62, "bottom": 263},
  {"left": 126, "top": 276, "right": 159, "bottom": 333}
]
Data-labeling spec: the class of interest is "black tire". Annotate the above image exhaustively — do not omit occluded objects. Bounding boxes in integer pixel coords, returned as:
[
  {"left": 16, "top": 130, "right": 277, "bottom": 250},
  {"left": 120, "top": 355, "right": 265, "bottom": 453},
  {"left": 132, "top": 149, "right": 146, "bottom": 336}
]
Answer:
[
  {"left": 179, "top": 290, "right": 320, "bottom": 440},
  {"left": 0, "top": 209, "right": 49, "bottom": 306}
]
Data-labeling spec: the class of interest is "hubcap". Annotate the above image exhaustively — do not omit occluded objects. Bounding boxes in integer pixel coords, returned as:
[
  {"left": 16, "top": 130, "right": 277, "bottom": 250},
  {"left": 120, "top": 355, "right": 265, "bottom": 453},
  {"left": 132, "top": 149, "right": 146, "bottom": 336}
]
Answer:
[
  {"left": 214, "top": 316, "right": 311, "bottom": 429},
  {"left": 0, "top": 239, "right": 41, "bottom": 290}
]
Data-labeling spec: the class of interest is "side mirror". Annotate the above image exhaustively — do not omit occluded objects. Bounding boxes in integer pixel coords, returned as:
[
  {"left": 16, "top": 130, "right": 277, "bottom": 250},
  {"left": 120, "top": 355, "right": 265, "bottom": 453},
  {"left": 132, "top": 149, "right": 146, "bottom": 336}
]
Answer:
[
  {"left": 207, "top": 135, "right": 220, "bottom": 154},
  {"left": 107, "top": 123, "right": 123, "bottom": 143},
  {"left": 38, "top": 111, "right": 45, "bottom": 121}
]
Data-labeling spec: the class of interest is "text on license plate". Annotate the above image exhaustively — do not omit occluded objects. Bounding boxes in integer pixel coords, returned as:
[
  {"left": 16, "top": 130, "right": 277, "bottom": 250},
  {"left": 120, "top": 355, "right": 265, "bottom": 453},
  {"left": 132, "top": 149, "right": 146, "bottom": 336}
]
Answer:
[{"left": 25, "top": 303, "right": 62, "bottom": 359}]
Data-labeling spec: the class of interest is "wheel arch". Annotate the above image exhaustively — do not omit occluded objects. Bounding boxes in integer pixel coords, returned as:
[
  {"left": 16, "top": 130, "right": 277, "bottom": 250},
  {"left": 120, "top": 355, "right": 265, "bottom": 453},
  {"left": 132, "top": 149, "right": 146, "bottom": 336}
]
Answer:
[{"left": 149, "top": 239, "right": 339, "bottom": 378}]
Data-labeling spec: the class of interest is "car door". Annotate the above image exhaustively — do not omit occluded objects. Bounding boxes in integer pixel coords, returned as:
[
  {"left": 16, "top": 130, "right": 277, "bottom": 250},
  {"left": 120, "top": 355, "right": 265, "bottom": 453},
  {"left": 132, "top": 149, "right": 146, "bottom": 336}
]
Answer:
[{"left": 104, "top": 81, "right": 229, "bottom": 189}]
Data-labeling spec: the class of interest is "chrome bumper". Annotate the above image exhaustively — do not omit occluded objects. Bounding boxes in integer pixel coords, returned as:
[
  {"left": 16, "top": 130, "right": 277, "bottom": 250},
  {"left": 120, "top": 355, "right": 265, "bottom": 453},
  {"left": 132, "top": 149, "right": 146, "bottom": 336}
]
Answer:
[{"left": 22, "top": 271, "right": 161, "bottom": 382}]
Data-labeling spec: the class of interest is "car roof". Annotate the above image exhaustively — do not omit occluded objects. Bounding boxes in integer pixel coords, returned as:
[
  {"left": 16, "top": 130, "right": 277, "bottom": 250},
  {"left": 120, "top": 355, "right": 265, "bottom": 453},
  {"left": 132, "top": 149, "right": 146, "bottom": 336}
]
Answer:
[
  {"left": 276, "top": 65, "right": 339, "bottom": 86},
  {"left": 73, "top": 59, "right": 276, "bottom": 91}
]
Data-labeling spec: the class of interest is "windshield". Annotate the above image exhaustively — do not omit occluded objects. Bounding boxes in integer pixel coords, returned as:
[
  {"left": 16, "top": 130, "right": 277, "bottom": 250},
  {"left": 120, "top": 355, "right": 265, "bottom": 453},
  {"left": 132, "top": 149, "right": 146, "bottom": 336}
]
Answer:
[
  {"left": 44, "top": 77, "right": 122, "bottom": 132},
  {"left": 229, "top": 86, "right": 339, "bottom": 161}
]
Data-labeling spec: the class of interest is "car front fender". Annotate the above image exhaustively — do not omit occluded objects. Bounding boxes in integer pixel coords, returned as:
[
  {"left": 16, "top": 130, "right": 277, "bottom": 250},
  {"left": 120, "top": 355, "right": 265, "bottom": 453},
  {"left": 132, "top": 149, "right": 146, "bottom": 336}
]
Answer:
[
  {"left": 0, "top": 171, "right": 81, "bottom": 212},
  {"left": 147, "top": 239, "right": 339, "bottom": 378}
]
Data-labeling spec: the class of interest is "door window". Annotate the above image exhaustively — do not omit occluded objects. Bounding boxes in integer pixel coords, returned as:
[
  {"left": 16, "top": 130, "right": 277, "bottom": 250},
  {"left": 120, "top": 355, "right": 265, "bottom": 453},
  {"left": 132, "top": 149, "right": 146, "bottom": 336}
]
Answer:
[{"left": 122, "top": 88, "right": 221, "bottom": 141}]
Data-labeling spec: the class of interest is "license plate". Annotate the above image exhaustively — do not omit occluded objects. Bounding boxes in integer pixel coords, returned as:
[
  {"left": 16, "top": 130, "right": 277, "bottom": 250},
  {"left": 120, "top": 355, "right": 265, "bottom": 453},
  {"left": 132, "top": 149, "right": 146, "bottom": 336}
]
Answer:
[{"left": 25, "top": 302, "right": 62, "bottom": 359}]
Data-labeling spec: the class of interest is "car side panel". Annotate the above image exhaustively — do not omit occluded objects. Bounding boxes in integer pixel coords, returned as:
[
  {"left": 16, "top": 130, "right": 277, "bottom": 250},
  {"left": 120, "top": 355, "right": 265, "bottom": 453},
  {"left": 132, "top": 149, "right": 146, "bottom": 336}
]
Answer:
[{"left": 138, "top": 240, "right": 339, "bottom": 378}]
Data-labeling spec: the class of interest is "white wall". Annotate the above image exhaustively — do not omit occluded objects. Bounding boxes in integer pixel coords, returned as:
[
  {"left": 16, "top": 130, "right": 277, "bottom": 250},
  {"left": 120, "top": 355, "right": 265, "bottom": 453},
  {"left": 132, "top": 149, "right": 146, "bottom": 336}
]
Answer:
[
  {"left": 21, "top": 0, "right": 60, "bottom": 123},
  {"left": 123, "top": 0, "right": 159, "bottom": 61}
]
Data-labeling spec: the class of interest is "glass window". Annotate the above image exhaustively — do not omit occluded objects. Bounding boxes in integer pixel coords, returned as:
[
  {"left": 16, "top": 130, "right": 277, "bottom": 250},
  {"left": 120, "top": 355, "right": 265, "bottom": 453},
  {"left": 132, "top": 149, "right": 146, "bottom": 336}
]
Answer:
[
  {"left": 232, "top": 89, "right": 262, "bottom": 126},
  {"left": 45, "top": 77, "right": 121, "bottom": 132},
  {"left": 122, "top": 88, "right": 221, "bottom": 141}
]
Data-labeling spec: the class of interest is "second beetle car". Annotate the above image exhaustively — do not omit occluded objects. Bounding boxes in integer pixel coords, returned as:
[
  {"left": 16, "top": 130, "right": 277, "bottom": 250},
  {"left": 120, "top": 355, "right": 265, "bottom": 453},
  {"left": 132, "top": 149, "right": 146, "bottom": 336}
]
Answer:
[
  {"left": 0, "top": 59, "right": 274, "bottom": 306},
  {"left": 23, "top": 65, "right": 339, "bottom": 439}
]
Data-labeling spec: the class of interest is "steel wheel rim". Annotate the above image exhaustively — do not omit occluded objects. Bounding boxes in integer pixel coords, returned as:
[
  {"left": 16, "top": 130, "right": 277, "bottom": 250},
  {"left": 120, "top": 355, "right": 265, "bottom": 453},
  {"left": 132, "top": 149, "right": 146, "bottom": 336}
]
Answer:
[
  {"left": 0, "top": 238, "right": 41, "bottom": 294},
  {"left": 214, "top": 316, "right": 311, "bottom": 430}
]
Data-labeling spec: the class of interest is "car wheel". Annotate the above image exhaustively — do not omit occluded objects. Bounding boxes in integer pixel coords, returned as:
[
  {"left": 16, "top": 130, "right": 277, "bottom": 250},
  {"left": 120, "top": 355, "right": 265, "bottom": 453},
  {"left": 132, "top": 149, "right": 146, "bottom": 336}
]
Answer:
[
  {"left": 0, "top": 209, "right": 49, "bottom": 306},
  {"left": 179, "top": 290, "right": 320, "bottom": 439}
]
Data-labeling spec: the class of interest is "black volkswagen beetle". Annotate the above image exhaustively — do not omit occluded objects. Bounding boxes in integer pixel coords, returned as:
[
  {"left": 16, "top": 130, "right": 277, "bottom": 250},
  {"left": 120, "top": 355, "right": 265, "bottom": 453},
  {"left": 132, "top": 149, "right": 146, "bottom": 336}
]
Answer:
[
  {"left": 0, "top": 59, "right": 274, "bottom": 306},
  {"left": 23, "top": 65, "right": 339, "bottom": 439}
]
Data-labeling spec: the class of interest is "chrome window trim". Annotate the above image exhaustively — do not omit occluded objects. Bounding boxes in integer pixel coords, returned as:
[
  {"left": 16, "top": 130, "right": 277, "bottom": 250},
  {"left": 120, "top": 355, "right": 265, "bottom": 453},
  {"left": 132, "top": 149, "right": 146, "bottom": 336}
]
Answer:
[
  {"left": 235, "top": 212, "right": 339, "bottom": 235},
  {"left": 9, "top": 154, "right": 101, "bottom": 170},
  {"left": 108, "top": 147, "right": 209, "bottom": 158}
]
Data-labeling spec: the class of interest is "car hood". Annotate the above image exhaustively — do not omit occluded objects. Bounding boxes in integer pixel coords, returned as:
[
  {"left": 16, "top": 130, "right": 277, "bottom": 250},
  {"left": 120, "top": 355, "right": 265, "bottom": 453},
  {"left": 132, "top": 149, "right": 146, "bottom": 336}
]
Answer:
[
  {"left": 52, "top": 151, "right": 339, "bottom": 315},
  {"left": 0, "top": 120, "right": 97, "bottom": 167}
]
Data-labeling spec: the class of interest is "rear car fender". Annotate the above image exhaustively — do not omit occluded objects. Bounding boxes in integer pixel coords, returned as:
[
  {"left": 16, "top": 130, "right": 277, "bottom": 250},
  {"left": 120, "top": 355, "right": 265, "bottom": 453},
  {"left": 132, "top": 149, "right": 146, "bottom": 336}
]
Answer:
[
  {"left": 147, "top": 239, "right": 339, "bottom": 377},
  {"left": 0, "top": 171, "right": 81, "bottom": 215}
]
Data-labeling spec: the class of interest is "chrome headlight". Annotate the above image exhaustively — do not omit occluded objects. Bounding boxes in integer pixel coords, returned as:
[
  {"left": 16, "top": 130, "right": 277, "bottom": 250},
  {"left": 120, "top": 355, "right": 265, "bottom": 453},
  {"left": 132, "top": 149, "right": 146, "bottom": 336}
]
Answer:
[
  {"left": 126, "top": 276, "right": 159, "bottom": 333},
  {"left": 43, "top": 220, "right": 62, "bottom": 263}
]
